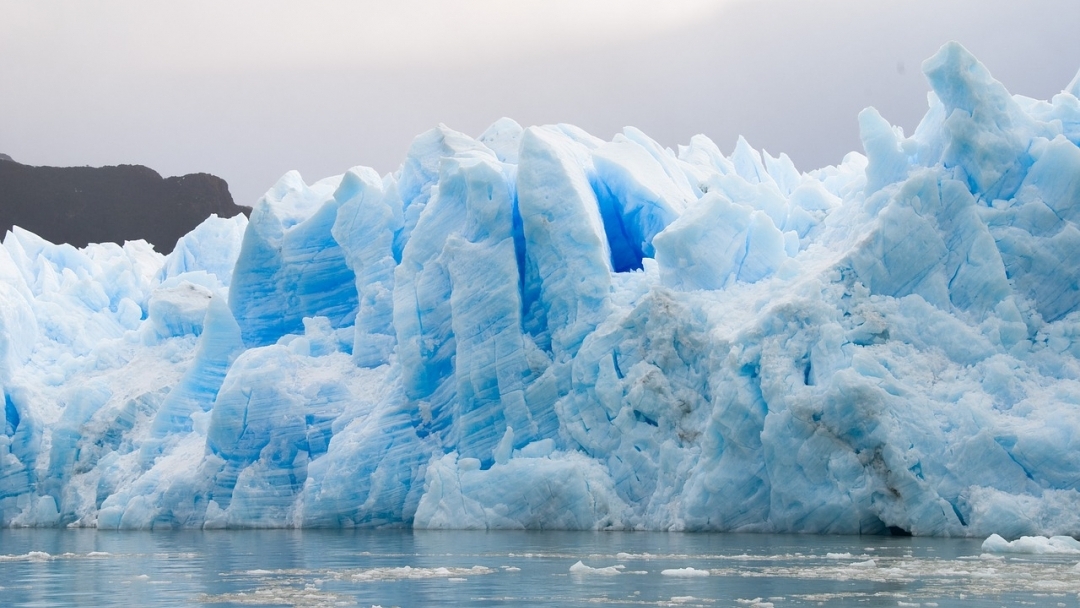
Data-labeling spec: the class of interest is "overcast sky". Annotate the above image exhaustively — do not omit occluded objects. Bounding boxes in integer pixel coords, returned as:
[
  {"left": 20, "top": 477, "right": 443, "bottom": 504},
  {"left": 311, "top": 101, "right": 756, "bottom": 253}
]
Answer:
[{"left": 2, "top": 0, "right": 1079, "bottom": 208}]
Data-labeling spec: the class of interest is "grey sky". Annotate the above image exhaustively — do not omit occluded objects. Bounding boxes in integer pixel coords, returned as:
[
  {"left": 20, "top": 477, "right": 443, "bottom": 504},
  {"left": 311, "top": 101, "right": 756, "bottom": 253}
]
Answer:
[{"left": 2, "top": 0, "right": 1079, "bottom": 209}]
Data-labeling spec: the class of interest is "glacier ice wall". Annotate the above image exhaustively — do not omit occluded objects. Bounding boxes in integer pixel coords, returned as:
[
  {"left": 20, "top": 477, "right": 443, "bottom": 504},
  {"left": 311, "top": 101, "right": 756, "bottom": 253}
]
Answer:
[{"left": 2, "top": 42, "right": 1080, "bottom": 536}]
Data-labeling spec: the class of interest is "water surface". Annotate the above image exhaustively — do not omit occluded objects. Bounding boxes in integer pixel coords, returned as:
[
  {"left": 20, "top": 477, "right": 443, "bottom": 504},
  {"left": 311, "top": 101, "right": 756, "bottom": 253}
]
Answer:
[{"left": 1, "top": 529, "right": 1078, "bottom": 607}]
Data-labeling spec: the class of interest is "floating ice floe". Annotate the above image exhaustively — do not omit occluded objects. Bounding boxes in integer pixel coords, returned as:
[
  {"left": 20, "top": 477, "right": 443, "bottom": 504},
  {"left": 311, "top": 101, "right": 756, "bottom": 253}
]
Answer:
[
  {"left": 981, "top": 534, "right": 1080, "bottom": 554},
  {"left": 660, "top": 567, "right": 710, "bottom": 577},
  {"left": 569, "top": 561, "right": 623, "bottom": 575}
]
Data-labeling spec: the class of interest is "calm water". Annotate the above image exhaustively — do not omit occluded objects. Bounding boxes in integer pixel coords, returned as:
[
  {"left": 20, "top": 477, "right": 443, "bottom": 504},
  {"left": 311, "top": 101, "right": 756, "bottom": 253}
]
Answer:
[{"left": 0, "top": 528, "right": 1078, "bottom": 607}]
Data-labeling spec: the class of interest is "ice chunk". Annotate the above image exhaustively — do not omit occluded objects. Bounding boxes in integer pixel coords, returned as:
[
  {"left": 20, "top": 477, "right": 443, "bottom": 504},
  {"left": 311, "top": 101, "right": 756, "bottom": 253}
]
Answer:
[
  {"left": 981, "top": 534, "right": 1080, "bottom": 554},
  {"left": 843, "top": 170, "right": 1010, "bottom": 314},
  {"left": 859, "top": 107, "right": 910, "bottom": 194},
  {"left": 396, "top": 125, "right": 494, "bottom": 255},
  {"left": 478, "top": 117, "right": 524, "bottom": 165},
  {"left": 987, "top": 135, "right": 1080, "bottom": 322},
  {"left": 229, "top": 171, "right": 357, "bottom": 347},
  {"left": 517, "top": 126, "right": 613, "bottom": 358},
  {"left": 847, "top": 559, "right": 877, "bottom": 568},
  {"left": 569, "top": 561, "right": 622, "bottom": 574},
  {"left": 145, "top": 296, "right": 243, "bottom": 442},
  {"left": 660, "top": 567, "right": 710, "bottom": 577},
  {"left": 331, "top": 167, "right": 402, "bottom": 367},
  {"left": 731, "top": 136, "right": 772, "bottom": 186},
  {"left": 0, "top": 279, "right": 37, "bottom": 379},
  {"left": 921, "top": 42, "right": 1046, "bottom": 201},
  {"left": 302, "top": 394, "right": 429, "bottom": 527},
  {"left": 146, "top": 277, "right": 216, "bottom": 339},
  {"left": 653, "top": 193, "right": 788, "bottom": 290},
  {"left": 393, "top": 149, "right": 542, "bottom": 460},
  {"left": 161, "top": 213, "right": 248, "bottom": 287},
  {"left": 413, "top": 451, "right": 627, "bottom": 530}
]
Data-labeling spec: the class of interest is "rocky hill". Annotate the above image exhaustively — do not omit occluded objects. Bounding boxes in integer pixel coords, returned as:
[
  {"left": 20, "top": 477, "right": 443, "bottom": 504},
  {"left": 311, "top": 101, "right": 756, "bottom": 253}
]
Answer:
[{"left": 0, "top": 155, "right": 249, "bottom": 252}]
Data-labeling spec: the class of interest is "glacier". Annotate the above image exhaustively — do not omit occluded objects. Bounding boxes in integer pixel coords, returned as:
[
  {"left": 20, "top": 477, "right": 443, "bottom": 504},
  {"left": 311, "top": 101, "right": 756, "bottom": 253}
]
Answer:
[{"left": 2, "top": 42, "right": 1080, "bottom": 536}]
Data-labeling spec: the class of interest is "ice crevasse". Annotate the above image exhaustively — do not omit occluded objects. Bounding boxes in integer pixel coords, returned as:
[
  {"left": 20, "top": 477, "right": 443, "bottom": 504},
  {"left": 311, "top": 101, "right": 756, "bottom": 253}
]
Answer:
[{"left": 2, "top": 42, "right": 1080, "bottom": 536}]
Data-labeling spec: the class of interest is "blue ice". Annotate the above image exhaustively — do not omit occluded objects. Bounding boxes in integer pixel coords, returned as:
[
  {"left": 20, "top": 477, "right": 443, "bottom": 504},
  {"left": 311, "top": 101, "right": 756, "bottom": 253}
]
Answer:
[{"left": 1, "top": 43, "right": 1079, "bottom": 537}]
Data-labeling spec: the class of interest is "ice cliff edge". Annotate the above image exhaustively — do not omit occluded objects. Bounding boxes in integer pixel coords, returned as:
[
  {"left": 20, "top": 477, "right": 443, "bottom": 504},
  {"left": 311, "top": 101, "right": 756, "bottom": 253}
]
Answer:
[{"left": 2, "top": 43, "right": 1080, "bottom": 536}]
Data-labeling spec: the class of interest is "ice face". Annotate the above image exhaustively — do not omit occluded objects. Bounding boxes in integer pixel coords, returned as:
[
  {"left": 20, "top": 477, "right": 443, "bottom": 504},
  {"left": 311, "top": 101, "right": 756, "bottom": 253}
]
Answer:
[
  {"left": 2, "top": 42, "right": 1080, "bottom": 535},
  {"left": 331, "top": 166, "right": 402, "bottom": 368},
  {"left": 228, "top": 172, "right": 358, "bottom": 348}
]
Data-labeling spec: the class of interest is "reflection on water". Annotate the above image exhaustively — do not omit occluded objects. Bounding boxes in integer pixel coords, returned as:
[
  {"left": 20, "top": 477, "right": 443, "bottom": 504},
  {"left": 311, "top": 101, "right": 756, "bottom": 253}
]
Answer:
[{"left": 0, "top": 528, "right": 1078, "bottom": 607}]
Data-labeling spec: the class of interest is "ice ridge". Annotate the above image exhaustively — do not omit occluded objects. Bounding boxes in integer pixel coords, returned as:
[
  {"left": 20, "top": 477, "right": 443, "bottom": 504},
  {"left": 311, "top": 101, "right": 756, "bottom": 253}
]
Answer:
[{"left": 1, "top": 42, "right": 1080, "bottom": 536}]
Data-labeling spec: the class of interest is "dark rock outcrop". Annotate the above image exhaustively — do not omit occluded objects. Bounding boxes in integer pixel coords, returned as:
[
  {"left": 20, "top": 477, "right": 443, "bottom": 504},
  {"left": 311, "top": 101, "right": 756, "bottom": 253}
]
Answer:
[{"left": 0, "top": 157, "right": 249, "bottom": 252}]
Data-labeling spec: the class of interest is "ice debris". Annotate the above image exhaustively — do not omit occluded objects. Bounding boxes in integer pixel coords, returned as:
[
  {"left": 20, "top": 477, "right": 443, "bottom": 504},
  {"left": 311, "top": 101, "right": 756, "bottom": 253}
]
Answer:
[
  {"left": 1, "top": 43, "right": 1080, "bottom": 535},
  {"left": 660, "top": 567, "right": 710, "bottom": 577},
  {"left": 981, "top": 534, "right": 1080, "bottom": 554},
  {"left": 569, "top": 561, "right": 623, "bottom": 575}
]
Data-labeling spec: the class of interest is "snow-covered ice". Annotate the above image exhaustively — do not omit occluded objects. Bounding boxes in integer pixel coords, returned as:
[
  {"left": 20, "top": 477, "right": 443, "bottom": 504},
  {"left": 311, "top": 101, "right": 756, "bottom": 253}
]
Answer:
[{"left": 1, "top": 43, "right": 1080, "bottom": 535}]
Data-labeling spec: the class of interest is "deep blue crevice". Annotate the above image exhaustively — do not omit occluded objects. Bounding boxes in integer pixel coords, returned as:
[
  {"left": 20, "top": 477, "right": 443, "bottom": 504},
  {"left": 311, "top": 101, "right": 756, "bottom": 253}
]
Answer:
[
  {"left": 391, "top": 226, "right": 406, "bottom": 265},
  {"left": 4, "top": 394, "right": 19, "bottom": 437},
  {"left": 633, "top": 410, "right": 659, "bottom": 427},
  {"left": 740, "top": 362, "right": 760, "bottom": 380},
  {"left": 511, "top": 189, "right": 528, "bottom": 296},
  {"left": 909, "top": 461, "right": 924, "bottom": 480},
  {"left": 591, "top": 179, "right": 644, "bottom": 272},
  {"left": 949, "top": 499, "right": 968, "bottom": 526},
  {"left": 515, "top": 188, "right": 551, "bottom": 351}
]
